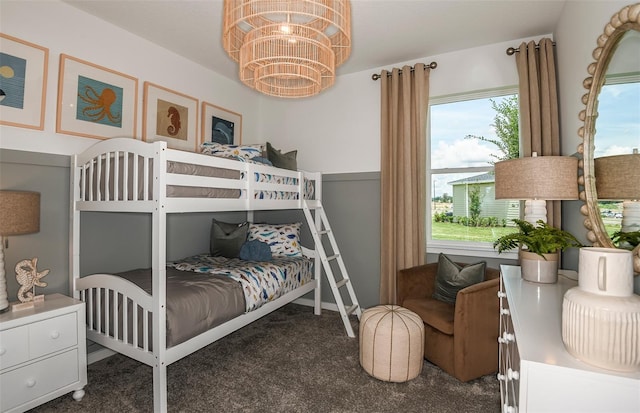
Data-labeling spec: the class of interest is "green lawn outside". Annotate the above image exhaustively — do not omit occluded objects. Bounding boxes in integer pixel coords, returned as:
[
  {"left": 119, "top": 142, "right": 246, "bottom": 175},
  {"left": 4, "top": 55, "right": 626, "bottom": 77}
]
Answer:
[{"left": 432, "top": 221, "right": 515, "bottom": 242}]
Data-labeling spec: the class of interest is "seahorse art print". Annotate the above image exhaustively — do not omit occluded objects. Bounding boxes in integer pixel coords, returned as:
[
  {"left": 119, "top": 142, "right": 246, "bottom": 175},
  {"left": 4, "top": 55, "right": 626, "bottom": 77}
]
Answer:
[
  {"left": 167, "top": 106, "right": 181, "bottom": 136},
  {"left": 15, "top": 257, "right": 49, "bottom": 303}
]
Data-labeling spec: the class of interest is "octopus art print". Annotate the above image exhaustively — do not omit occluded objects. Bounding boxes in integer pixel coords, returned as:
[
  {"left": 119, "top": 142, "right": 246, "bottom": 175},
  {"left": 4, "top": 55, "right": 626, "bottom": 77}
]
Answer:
[{"left": 77, "top": 75, "right": 123, "bottom": 127}]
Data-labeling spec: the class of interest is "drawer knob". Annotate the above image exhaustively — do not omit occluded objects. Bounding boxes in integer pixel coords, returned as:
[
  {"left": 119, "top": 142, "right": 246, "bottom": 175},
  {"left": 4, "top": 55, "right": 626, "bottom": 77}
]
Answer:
[
  {"left": 501, "top": 331, "right": 515, "bottom": 342},
  {"left": 497, "top": 373, "right": 506, "bottom": 381},
  {"left": 50, "top": 330, "right": 60, "bottom": 339},
  {"left": 497, "top": 291, "right": 506, "bottom": 298},
  {"left": 26, "top": 378, "right": 37, "bottom": 388},
  {"left": 504, "top": 404, "right": 516, "bottom": 413},
  {"left": 500, "top": 308, "right": 510, "bottom": 315},
  {"left": 508, "top": 368, "right": 520, "bottom": 380}
]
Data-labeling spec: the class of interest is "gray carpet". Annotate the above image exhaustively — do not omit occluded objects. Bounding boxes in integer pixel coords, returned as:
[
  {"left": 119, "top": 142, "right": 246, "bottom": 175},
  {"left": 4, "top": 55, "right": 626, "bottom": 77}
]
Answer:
[{"left": 32, "top": 304, "right": 500, "bottom": 412}]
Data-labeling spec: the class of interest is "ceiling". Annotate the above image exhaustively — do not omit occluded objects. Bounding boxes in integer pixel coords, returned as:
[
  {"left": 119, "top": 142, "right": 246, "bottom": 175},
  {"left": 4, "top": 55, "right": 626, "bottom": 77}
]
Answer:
[{"left": 62, "top": 0, "right": 567, "bottom": 82}]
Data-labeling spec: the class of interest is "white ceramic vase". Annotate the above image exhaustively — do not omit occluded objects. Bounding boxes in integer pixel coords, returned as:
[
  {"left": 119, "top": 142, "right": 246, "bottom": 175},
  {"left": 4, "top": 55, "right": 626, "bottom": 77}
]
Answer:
[{"left": 562, "top": 247, "right": 640, "bottom": 372}]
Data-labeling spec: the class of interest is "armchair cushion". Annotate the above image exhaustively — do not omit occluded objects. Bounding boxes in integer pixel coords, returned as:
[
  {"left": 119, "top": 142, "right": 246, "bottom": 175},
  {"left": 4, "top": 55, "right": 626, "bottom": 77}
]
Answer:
[
  {"left": 432, "top": 253, "right": 486, "bottom": 304},
  {"left": 403, "top": 297, "right": 454, "bottom": 335}
]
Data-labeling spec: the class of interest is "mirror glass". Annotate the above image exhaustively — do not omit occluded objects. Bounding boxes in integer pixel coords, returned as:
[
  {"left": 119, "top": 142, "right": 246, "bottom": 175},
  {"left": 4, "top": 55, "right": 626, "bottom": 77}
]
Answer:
[
  {"left": 594, "top": 30, "right": 640, "bottom": 237},
  {"left": 578, "top": 4, "right": 640, "bottom": 274}
]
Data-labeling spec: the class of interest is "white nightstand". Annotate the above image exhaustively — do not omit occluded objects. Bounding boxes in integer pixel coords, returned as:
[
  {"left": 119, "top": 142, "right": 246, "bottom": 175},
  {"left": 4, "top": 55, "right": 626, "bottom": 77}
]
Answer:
[{"left": 0, "top": 293, "right": 87, "bottom": 413}]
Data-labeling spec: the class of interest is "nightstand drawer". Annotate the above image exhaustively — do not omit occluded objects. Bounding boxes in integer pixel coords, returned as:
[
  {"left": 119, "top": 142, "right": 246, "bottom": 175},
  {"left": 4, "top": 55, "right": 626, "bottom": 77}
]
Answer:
[
  {"left": 0, "top": 325, "right": 30, "bottom": 370},
  {"left": 0, "top": 348, "right": 79, "bottom": 412},
  {"left": 29, "top": 313, "right": 78, "bottom": 359}
]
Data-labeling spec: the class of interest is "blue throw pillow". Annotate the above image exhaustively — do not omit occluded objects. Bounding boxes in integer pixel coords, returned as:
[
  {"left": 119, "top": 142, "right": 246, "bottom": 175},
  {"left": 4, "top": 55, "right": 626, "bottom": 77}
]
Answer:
[{"left": 239, "top": 240, "right": 273, "bottom": 261}]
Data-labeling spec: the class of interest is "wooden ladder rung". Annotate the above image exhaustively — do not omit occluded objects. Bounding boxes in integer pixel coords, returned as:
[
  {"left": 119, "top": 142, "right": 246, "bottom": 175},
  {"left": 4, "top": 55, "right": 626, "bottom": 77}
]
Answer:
[
  {"left": 345, "top": 305, "right": 359, "bottom": 316},
  {"left": 326, "top": 254, "right": 340, "bottom": 261},
  {"left": 335, "top": 279, "right": 350, "bottom": 289}
]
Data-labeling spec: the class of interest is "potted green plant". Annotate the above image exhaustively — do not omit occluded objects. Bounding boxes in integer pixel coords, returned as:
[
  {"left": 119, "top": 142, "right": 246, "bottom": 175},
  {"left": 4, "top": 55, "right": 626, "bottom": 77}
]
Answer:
[{"left": 494, "top": 219, "right": 582, "bottom": 283}]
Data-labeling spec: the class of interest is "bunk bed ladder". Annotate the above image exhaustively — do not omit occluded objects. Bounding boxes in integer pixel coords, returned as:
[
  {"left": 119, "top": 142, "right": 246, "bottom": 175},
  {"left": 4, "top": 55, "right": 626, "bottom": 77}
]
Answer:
[{"left": 303, "top": 202, "right": 361, "bottom": 338}]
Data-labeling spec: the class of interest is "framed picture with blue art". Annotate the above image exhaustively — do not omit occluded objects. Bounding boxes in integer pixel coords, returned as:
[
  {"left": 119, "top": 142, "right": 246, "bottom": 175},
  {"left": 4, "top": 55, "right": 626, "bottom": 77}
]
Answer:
[
  {"left": 201, "top": 101, "right": 242, "bottom": 145},
  {"left": 0, "top": 33, "right": 49, "bottom": 130},
  {"left": 143, "top": 82, "right": 199, "bottom": 151},
  {"left": 56, "top": 54, "right": 138, "bottom": 139}
]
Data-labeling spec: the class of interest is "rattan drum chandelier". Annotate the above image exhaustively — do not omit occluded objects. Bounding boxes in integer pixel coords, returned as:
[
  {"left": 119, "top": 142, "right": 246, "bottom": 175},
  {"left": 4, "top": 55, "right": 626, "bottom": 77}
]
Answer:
[{"left": 222, "top": 0, "right": 351, "bottom": 98}]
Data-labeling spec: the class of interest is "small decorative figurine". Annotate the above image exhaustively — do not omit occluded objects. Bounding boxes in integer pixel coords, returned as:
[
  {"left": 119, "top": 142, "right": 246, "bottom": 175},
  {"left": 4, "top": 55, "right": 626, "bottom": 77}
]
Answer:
[{"left": 15, "top": 257, "right": 49, "bottom": 305}]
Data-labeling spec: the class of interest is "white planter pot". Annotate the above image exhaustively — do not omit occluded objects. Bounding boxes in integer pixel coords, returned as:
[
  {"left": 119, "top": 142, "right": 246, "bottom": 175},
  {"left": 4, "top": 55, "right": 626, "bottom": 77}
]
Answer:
[{"left": 519, "top": 250, "right": 559, "bottom": 283}]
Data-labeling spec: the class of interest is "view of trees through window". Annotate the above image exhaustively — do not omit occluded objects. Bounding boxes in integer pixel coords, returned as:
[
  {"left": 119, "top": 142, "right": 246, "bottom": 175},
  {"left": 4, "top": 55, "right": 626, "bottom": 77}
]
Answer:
[{"left": 428, "top": 91, "right": 520, "bottom": 246}]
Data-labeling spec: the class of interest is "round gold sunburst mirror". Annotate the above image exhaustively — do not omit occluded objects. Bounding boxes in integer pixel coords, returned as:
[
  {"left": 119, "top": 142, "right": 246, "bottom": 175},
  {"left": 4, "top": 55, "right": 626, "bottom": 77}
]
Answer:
[{"left": 577, "top": 3, "right": 640, "bottom": 275}]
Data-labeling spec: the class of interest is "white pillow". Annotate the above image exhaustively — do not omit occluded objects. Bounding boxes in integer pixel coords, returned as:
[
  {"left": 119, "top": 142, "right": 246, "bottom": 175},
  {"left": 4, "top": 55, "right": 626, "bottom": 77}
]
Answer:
[{"left": 247, "top": 223, "right": 302, "bottom": 257}]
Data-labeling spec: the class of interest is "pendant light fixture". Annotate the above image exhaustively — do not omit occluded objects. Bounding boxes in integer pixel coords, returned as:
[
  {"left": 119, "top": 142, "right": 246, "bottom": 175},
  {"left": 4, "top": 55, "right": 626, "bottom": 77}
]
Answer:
[{"left": 222, "top": 0, "right": 351, "bottom": 98}]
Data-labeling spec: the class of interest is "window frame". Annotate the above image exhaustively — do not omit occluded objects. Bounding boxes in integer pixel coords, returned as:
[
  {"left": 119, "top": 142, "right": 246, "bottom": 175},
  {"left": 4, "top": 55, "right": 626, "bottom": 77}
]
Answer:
[{"left": 426, "top": 87, "right": 519, "bottom": 259}]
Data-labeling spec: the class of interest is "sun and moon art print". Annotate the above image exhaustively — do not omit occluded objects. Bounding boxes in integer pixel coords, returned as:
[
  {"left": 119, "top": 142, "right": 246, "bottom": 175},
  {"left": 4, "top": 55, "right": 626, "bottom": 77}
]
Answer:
[{"left": 0, "top": 52, "right": 27, "bottom": 109}]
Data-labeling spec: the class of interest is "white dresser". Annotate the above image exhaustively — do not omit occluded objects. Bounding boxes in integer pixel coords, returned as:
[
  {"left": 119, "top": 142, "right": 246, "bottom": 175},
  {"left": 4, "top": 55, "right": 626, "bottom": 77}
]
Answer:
[
  {"left": 0, "top": 293, "right": 87, "bottom": 413},
  {"left": 498, "top": 265, "right": 640, "bottom": 413}
]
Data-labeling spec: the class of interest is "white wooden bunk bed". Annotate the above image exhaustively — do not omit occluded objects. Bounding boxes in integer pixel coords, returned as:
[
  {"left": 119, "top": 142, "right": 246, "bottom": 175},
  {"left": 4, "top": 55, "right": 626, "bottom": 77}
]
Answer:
[{"left": 69, "top": 138, "right": 360, "bottom": 412}]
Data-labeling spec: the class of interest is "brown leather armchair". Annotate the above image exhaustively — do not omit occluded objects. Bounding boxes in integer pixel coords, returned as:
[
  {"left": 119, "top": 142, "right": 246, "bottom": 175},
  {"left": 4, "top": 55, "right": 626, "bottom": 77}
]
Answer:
[{"left": 397, "top": 262, "right": 500, "bottom": 382}]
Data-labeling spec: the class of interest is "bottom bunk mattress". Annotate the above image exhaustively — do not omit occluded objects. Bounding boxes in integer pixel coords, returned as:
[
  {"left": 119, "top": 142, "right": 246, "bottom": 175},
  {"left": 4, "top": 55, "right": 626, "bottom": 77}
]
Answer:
[
  {"left": 91, "top": 255, "right": 314, "bottom": 348},
  {"left": 115, "top": 267, "right": 245, "bottom": 348}
]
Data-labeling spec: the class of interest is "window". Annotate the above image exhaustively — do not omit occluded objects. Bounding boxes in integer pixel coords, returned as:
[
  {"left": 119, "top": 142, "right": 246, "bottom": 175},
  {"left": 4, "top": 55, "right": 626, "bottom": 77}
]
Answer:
[{"left": 427, "top": 89, "right": 520, "bottom": 258}]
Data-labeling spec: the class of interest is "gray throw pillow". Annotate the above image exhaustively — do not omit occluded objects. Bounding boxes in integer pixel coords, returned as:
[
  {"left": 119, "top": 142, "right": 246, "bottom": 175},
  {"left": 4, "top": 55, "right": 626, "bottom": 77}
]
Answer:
[
  {"left": 210, "top": 219, "right": 248, "bottom": 258},
  {"left": 432, "top": 253, "right": 486, "bottom": 304},
  {"left": 266, "top": 142, "right": 297, "bottom": 170}
]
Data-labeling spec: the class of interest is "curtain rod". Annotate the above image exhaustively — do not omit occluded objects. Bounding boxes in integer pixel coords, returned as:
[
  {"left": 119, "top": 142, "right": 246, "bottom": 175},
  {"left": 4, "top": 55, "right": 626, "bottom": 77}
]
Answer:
[
  {"left": 371, "top": 62, "right": 437, "bottom": 80},
  {"left": 506, "top": 41, "right": 556, "bottom": 55}
]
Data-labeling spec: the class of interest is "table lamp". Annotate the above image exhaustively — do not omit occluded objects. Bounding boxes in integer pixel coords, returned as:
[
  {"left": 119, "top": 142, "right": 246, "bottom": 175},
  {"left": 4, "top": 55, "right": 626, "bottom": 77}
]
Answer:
[
  {"left": 494, "top": 153, "right": 579, "bottom": 224},
  {"left": 594, "top": 149, "right": 640, "bottom": 235},
  {"left": 0, "top": 190, "right": 41, "bottom": 312}
]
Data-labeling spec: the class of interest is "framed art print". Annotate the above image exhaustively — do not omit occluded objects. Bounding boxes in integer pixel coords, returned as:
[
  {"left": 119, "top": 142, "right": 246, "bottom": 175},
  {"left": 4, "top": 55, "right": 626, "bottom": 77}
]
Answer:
[
  {"left": 57, "top": 54, "right": 138, "bottom": 139},
  {"left": 143, "top": 82, "right": 198, "bottom": 151},
  {"left": 201, "top": 101, "right": 242, "bottom": 145},
  {"left": 0, "top": 33, "right": 49, "bottom": 130}
]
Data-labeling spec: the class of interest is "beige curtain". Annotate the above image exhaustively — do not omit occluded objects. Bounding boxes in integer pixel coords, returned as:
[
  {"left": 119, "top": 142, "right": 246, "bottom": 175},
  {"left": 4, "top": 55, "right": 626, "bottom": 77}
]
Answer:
[
  {"left": 379, "top": 63, "right": 430, "bottom": 304},
  {"left": 515, "top": 38, "right": 561, "bottom": 227}
]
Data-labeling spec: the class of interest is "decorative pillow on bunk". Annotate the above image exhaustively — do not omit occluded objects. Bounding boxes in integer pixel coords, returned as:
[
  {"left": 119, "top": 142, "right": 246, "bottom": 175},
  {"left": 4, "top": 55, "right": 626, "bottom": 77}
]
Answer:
[
  {"left": 247, "top": 222, "right": 303, "bottom": 257},
  {"left": 432, "top": 253, "right": 486, "bottom": 305},
  {"left": 239, "top": 239, "right": 273, "bottom": 261},
  {"left": 266, "top": 142, "right": 297, "bottom": 171},
  {"left": 201, "top": 142, "right": 263, "bottom": 160},
  {"left": 210, "top": 219, "right": 249, "bottom": 258}
]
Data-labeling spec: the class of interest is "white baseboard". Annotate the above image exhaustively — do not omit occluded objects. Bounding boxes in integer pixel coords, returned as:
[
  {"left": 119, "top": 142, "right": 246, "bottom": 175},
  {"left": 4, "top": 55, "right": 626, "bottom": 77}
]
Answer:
[
  {"left": 293, "top": 297, "right": 340, "bottom": 312},
  {"left": 87, "top": 347, "right": 116, "bottom": 364},
  {"left": 86, "top": 299, "right": 339, "bottom": 365}
]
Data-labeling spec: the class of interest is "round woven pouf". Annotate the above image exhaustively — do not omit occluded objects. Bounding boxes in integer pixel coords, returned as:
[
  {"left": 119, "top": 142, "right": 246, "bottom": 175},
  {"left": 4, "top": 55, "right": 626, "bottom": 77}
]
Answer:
[{"left": 359, "top": 305, "right": 424, "bottom": 382}]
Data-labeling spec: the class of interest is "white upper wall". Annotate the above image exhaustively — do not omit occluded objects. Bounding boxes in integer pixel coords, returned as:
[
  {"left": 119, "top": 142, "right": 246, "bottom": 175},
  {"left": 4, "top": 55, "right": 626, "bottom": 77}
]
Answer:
[
  {"left": 1, "top": 0, "right": 633, "bottom": 176},
  {"left": 261, "top": 36, "right": 545, "bottom": 173},
  {"left": 0, "top": 0, "right": 262, "bottom": 156}
]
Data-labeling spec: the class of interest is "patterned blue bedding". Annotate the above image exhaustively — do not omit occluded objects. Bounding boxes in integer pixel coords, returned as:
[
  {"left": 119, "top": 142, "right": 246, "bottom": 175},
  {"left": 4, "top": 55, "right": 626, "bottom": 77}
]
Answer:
[{"left": 168, "top": 254, "right": 313, "bottom": 312}]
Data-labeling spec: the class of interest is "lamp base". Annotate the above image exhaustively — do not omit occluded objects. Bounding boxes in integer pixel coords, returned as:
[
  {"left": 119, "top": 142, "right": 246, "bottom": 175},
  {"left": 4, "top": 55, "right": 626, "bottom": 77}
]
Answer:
[
  {"left": 524, "top": 199, "right": 547, "bottom": 225},
  {"left": 0, "top": 236, "right": 9, "bottom": 312}
]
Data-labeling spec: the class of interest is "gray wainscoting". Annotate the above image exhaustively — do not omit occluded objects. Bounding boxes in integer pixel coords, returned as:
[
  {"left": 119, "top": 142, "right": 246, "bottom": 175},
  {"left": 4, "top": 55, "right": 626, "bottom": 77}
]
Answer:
[{"left": 0, "top": 151, "right": 515, "bottom": 310}]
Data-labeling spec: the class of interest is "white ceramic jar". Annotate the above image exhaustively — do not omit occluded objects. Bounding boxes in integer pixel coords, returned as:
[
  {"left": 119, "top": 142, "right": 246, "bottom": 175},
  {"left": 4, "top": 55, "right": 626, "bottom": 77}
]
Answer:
[{"left": 562, "top": 247, "right": 640, "bottom": 372}]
